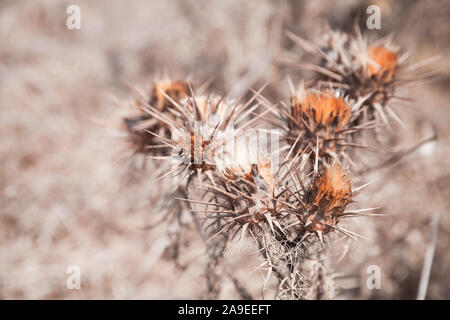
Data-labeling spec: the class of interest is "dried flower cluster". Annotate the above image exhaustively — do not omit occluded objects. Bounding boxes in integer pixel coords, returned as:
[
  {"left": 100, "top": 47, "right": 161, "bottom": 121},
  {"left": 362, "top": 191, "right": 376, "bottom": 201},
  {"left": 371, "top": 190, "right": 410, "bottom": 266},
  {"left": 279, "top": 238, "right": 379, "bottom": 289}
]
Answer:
[
  {"left": 117, "top": 25, "right": 428, "bottom": 300},
  {"left": 286, "top": 29, "right": 402, "bottom": 125}
]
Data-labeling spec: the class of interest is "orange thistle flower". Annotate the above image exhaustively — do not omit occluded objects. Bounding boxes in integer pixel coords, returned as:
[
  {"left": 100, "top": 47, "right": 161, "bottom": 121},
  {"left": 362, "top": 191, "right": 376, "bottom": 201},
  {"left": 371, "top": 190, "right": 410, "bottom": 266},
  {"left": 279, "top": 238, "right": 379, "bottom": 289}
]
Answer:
[
  {"left": 281, "top": 86, "right": 355, "bottom": 165},
  {"left": 313, "top": 164, "right": 352, "bottom": 212},
  {"left": 367, "top": 45, "right": 398, "bottom": 81},
  {"left": 300, "top": 164, "right": 353, "bottom": 234},
  {"left": 291, "top": 91, "right": 351, "bottom": 130},
  {"left": 285, "top": 29, "right": 406, "bottom": 125}
]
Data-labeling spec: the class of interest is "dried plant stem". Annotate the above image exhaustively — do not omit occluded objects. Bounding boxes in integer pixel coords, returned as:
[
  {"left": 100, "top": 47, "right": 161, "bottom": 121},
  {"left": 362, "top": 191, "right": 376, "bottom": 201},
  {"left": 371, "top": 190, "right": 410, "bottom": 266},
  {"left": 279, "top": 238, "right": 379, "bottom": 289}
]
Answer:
[{"left": 417, "top": 212, "right": 440, "bottom": 300}]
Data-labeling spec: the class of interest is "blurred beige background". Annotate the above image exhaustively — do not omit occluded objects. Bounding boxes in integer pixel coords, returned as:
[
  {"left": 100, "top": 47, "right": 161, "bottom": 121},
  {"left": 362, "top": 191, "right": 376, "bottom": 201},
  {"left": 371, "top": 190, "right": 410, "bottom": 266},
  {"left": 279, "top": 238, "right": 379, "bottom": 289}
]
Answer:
[{"left": 0, "top": 0, "right": 449, "bottom": 299}]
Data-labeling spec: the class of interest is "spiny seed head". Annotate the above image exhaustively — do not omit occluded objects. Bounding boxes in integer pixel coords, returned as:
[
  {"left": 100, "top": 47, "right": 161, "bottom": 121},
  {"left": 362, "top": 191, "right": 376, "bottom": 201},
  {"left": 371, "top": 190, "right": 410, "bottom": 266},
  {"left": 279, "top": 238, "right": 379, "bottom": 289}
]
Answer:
[
  {"left": 286, "top": 86, "right": 352, "bottom": 163},
  {"left": 288, "top": 29, "right": 401, "bottom": 116},
  {"left": 314, "top": 164, "right": 352, "bottom": 208},
  {"left": 208, "top": 139, "right": 280, "bottom": 226},
  {"left": 214, "top": 156, "right": 278, "bottom": 226},
  {"left": 330, "top": 32, "right": 399, "bottom": 106},
  {"left": 367, "top": 45, "right": 398, "bottom": 81},
  {"left": 352, "top": 42, "right": 399, "bottom": 108},
  {"left": 123, "top": 79, "right": 190, "bottom": 155},
  {"left": 291, "top": 88, "right": 351, "bottom": 130},
  {"left": 300, "top": 164, "right": 353, "bottom": 233},
  {"left": 171, "top": 94, "right": 238, "bottom": 173}
]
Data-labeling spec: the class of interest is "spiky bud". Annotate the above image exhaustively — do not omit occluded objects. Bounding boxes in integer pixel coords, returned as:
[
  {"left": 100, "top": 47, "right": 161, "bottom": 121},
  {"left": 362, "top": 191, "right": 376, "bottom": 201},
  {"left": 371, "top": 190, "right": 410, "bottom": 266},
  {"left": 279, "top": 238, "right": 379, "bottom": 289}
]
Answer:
[
  {"left": 289, "top": 87, "right": 351, "bottom": 158},
  {"left": 299, "top": 164, "right": 353, "bottom": 234},
  {"left": 274, "top": 85, "right": 361, "bottom": 167},
  {"left": 123, "top": 79, "right": 190, "bottom": 155}
]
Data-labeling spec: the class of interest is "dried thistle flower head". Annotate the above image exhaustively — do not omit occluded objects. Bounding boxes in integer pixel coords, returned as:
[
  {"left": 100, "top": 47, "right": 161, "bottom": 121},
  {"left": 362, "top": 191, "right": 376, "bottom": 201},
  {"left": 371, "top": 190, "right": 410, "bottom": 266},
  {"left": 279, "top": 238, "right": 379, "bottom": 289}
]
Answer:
[
  {"left": 367, "top": 45, "right": 398, "bottom": 81},
  {"left": 209, "top": 152, "right": 279, "bottom": 227},
  {"left": 169, "top": 95, "right": 236, "bottom": 174},
  {"left": 291, "top": 88, "right": 351, "bottom": 130},
  {"left": 183, "top": 134, "right": 281, "bottom": 229},
  {"left": 158, "top": 92, "right": 266, "bottom": 186},
  {"left": 350, "top": 40, "right": 399, "bottom": 109},
  {"left": 286, "top": 29, "right": 404, "bottom": 125},
  {"left": 299, "top": 163, "right": 353, "bottom": 234},
  {"left": 196, "top": 150, "right": 357, "bottom": 244},
  {"left": 282, "top": 85, "right": 354, "bottom": 165},
  {"left": 321, "top": 30, "right": 399, "bottom": 105},
  {"left": 123, "top": 78, "right": 190, "bottom": 155}
]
